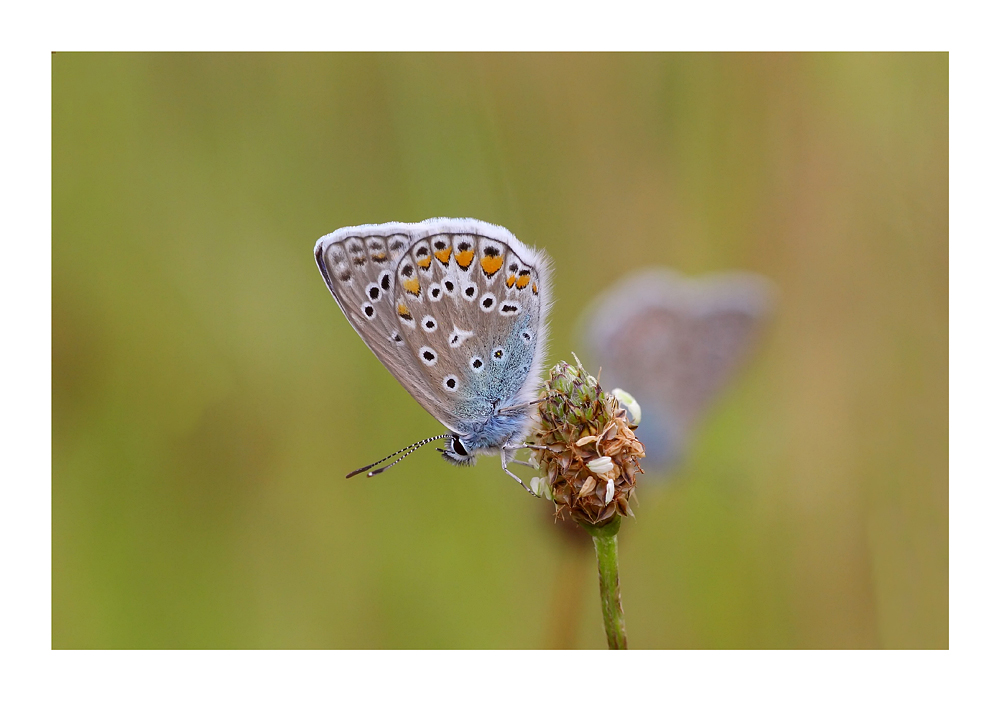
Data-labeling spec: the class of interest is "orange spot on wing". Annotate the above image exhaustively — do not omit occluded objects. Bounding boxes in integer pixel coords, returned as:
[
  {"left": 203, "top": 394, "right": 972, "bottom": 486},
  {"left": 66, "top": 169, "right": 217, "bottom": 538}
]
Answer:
[
  {"left": 397, "top": 302, "right": 411, "bottom": 319},
  {"left": 416, "top": 256, "right": 432, "bottom": 269},
  {"left": 402, "top": 278, "right": 421, "bottom": 296},
  {"left": 532, "top": 282, "right": 538, "bottom": 295},
  {"left": 516, "top": 274, "right": 531, "bottom": 289},
  {"left": 455, "top": 249, "right": 475, "bottom": 269},
  {"left": 480, "top": 255, "right": 504, "bottom": 277},
  {"left": 371, "top": 252, "right": 387, "bottom": 262},
  {"left": 434, "top": 247, "right": 452, "bottom": 264},
  {"left": 506, "top": 275, "right": 516, "bottom": 288}
]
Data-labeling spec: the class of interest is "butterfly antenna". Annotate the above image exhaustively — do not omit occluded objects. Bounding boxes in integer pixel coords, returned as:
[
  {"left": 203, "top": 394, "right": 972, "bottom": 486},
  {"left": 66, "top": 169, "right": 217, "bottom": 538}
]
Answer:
[
  {"left": 345, "top": 433, "right": 451, "bottom": 479},
  {"left": 350, "top": 443, "right": 417, "bottom": 473}
]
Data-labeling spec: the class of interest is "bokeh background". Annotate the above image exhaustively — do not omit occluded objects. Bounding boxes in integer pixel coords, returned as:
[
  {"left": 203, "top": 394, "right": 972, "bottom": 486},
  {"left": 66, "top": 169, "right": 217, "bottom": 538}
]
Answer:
[{"left": 52, "top": 53, "right": 947, "bottom": 649}]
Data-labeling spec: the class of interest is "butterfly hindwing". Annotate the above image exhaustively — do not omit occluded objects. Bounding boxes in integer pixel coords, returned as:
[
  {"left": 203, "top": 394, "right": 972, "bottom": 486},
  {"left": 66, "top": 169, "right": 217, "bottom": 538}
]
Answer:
[
  {"left": 394, "top": 232, "right": 543, "bottom": 430},
  {"left": 316, "top": 219, "right": 552, "bottom": 436}
]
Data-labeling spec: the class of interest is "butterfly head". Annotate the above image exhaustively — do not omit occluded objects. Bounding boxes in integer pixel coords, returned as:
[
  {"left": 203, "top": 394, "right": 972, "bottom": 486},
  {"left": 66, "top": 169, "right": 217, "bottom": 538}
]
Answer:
[{"left": 439, "top": 433, "right": 478, "bottom": 466}]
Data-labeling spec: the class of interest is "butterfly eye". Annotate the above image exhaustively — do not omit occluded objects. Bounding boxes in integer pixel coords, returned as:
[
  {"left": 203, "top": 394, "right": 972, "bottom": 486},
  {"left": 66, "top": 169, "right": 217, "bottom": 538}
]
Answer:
[{"left": 451, "top": 436, "right": 468, "bottom": 456}]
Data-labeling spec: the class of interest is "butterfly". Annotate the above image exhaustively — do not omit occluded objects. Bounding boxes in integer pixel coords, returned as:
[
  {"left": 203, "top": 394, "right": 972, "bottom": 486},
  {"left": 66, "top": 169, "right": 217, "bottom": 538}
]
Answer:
[
  {"left": 314, "top": 218, "right": 552, "bottom": 492},
  {"left": 582, "top": 268, "right": 774, "bottom": 472}
]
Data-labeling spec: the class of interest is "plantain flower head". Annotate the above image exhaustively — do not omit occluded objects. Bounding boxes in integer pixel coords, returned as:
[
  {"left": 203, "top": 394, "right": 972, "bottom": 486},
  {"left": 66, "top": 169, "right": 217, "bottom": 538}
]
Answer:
[{"left": 532, "top": 356, "right": 645, "bottom": 526}]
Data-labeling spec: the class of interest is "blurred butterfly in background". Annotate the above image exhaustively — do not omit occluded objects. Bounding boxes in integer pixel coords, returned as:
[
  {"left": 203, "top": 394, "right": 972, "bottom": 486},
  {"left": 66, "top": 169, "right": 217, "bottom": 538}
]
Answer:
[
  {"left": 314, "top": 218, "right": 552, "bottom": 493},
  {"left": 582, "top": 268, "right": 775, "bottom": 472}
]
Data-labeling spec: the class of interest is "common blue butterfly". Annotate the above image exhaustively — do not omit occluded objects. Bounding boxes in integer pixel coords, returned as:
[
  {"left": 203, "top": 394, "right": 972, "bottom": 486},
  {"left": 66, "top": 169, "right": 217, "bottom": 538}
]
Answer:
[
  {"left": 582, "top": 268, "right": 774, "bottom": 471},
  {"left": 315, "top": 218, "right": 552, "bottom": 492}
]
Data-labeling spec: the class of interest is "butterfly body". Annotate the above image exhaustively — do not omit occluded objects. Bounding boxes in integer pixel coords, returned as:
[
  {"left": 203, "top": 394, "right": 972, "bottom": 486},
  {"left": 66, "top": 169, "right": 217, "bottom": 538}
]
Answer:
[{"left": 315, "top": 218, "right": 552, "bottom": 478}]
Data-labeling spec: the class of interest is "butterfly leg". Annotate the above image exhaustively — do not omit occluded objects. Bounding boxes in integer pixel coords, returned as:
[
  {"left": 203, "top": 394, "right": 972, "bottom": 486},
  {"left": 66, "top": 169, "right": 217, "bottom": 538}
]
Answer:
[
  {"left": 508, "top": 459, "right": 536, "bottom": 468},
  {"left": 496, "top": 398, "right": 545, "bottom": 416},
  {"left": 506, "top": 443, "right": 557, "bottom": 453},
  {"left": 500, "top": 448, "right": 539, "bottom": 497}
]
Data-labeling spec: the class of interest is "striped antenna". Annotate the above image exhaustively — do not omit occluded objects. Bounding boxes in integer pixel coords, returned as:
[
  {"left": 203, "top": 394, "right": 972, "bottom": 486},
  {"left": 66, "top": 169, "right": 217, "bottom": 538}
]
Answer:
[{"left": 345, "top": 433, "right": 451, "bottom": 479}]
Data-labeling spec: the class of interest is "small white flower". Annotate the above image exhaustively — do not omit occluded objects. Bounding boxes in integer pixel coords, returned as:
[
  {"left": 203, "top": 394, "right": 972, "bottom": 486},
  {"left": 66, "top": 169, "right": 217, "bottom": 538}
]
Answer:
[
  {"left": 530, "top": 475, "right": 552, "bottom": 500},
  {"left": 603, "top": 477, "right": 615, "bottom": 505},
  {"left": 612, "top": 388, "right": 641, "bottom": 425},
  {"left": 587, "top": 456, "right": 614, "bottom": 474}
]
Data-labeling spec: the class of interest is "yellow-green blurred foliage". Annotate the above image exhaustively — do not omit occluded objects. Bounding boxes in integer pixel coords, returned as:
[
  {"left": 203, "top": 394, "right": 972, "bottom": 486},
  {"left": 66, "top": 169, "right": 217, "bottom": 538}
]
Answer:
[{"left": 53, "top": 53, "right": 947, "bottom": 649}]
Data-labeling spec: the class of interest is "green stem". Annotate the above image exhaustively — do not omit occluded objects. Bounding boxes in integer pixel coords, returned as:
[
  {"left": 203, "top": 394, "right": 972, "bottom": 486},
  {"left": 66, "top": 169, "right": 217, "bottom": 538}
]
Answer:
[{"left": 581, "top": 515, "right": 628, "bottom": 649}]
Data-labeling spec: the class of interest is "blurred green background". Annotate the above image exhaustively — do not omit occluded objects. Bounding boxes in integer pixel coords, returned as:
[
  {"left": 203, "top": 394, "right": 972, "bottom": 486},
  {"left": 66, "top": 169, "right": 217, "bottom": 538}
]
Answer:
[{"left": 52, "top": 53, "right": 947, "bottom": 649}]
